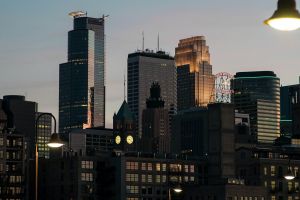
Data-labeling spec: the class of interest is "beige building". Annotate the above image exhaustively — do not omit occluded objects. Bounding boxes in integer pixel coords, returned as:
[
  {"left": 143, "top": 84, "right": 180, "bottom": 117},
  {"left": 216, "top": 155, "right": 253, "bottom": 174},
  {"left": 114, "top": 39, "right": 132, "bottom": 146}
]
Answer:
[{"left": 175, "top": 36, "right": 215, "bottom": 110}]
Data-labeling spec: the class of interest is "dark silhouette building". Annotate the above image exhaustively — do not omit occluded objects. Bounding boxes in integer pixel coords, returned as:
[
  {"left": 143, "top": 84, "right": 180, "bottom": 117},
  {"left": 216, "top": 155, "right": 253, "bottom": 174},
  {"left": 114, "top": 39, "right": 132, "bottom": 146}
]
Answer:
[
  {"left": 280, "top": 83, "right": 300, "bottom": 137},
  {"left": 113, "top": 101, "right": 137, "bottom": 152},
  {"left": 0, "top": 99, "right": 27, "bottom": 199},
  {"left": 175, "top": 36, "right": 215, "bottom": 110},
  {"left": 232, "top": 71, "right": 280, "bottom": 143},
  {"left": 127, "top": 49, "right": 177, "bottom": 137},
  {"left": 59, "top": 12, "right": 106, "bottom": 133},
  {"left": 141, "top": 82, "right": 170, "bottom": 154}
]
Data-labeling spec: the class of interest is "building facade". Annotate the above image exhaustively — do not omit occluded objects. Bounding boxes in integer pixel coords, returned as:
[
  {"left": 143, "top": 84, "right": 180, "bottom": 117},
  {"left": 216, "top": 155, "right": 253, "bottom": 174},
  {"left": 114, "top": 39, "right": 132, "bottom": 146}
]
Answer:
[
  {"left": 35, "top": 112, "right": 52, "bottom": 158},
  {"left": 0, "top": 99, "right": 26, "bottom": 199},
  {"left": 127, "top": 50, "right": 177, "bottom": 137},
  {"left": 280, "top": 83, "right": 300, "bottom": 137},
  {"left": 141, "top": 82, "right": 170, "bottom": 154},
  {"left": 232, "top": 71, "right": 280, "bottom": 143},
  {"left": 175, "top": 36, "right": 215, "bottom": 110},
  {"left": 59, "top": 12, "right": 106, "bottom": 133},
  {"left": 113, "top": 101, "right": 137, "bottom": 152}
]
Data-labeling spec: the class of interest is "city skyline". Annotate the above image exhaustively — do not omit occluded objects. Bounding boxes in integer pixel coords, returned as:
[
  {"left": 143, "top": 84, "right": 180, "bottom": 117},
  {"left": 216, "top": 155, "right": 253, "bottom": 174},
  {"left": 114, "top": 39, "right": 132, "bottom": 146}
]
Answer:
[{"left": 1, "top": 0, "right": 300, "bottom": 128}]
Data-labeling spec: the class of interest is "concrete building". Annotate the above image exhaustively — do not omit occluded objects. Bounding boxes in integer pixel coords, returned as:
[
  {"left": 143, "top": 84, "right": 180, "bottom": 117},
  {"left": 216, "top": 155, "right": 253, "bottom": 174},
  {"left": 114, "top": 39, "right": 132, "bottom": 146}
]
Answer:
[
  {"left": 69, "top": 128, "right": 114, "bottom": 156},
  {"left": 113, "top": 101, "right": 137, "bottom": 152},
  {"left": 127, "top": 49, "right": 177, "bottom": 137},
  {"left": 59, "top": 12, "right": 106, "bottom": 133},
  {"left": 236, "top": 145, "right": 300, "bottom": 200},
  {"left": 232, "top": 71, "right": 280, "bottom": 143},
  {"left": 175, "top": 36, "right": 215, "bottom": 110},
  {"left": 141, "top": 82, "right": 170, "bottom": 154}
]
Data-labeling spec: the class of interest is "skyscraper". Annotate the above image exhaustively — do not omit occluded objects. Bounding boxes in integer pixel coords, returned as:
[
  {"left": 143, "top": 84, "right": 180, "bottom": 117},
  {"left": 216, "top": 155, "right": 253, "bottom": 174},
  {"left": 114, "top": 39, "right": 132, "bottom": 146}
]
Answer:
[
  {"left": 35, "top": 112, "right": 52, "bottom": 158},
  {"left": 127, "top": 50, "right": 177, "bottom": 137},
  {"left": 141, "top": 82, "right": 170, "bottom": 154},
  {"left": 175, "top": 36, "right": 215, "bottom": 110},
  {"left": 232, "top": 71, "right": 280, "bottom": 143},
  {"left": 59, "top": 12, "right": 106, "bottom": 133}
]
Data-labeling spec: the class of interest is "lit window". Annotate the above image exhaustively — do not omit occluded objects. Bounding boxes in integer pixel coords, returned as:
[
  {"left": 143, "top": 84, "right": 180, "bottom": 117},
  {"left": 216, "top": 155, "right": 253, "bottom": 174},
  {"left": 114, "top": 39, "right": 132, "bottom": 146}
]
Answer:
[
  {"left": 263, "top": 167, "right": 267, "bottom": 175},
  {"left": 81, "top": 161, "right": 93, "bottom": 169},
  {"left": 147, "top": 163, "right": 152, "bottom": 171},
  {"left": 184, "top": 165, "right": 189, "bottom": 172},
  {"left": 147, "top": 175, "right": 152, "bottom": 183},
  {"left": 126, "top": 174, "right": 139, "bottom": 182},
  {"left": 162, "top": 163, "right": 166, "bottom": 171},
  {"left": 126, "top": 162, "right": 138, "bottom": 170},
  {"left": 81, "top": 173, "right": 93, "bottom": 182},
  {"left": 156, "top": 175, "right": 161, "bottom": 183},
  {"left": 141, "top": 162, "right": 146, "bottom": 170},
  {"left": 271, "top": 166, "right": 275, "bottom": 176},
  {"left": 156, "top": 163, "right": 161, "bottom": 171},
  {"left": 126, "top": 185, "right": 139, "bottom": 194},
  {"left": 271, "top": 181, "right": 275, "bottom": 190}
]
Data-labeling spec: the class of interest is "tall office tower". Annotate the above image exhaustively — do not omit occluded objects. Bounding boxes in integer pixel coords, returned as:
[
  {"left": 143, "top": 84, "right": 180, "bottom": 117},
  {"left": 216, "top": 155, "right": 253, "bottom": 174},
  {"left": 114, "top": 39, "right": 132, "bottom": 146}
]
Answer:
[
  {"left": 175, "top": 36, "right": 215, "bottom": 110},
  {"left": 280, "top": 83, "right": 300, "bottom": 136},
  {"left": 59, "top": 12, "right": 106, "bottom": 133},
  {"left": 127, "top": 50, "right": 177, "bottom": 137},
  {"left": 141, "top": 82, "right": 170, "bottom": 154},
  {"left": 35, "top": 112, "right": 52, "bottom": 158},
  {"left": 232, "top": 71, "right": 280, "bottom": 143}
]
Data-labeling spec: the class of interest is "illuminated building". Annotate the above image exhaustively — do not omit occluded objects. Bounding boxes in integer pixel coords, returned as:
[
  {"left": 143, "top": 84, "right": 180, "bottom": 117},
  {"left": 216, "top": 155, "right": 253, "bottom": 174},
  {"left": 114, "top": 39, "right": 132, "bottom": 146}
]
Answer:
[
  {"left": 127, "top": 49, "right": 177, "bottom": 137},
  {"left": 141, "top": 82, "right": 170, "bottom": 154},
  {"left": 175, "top": 36, "right": 215, "bottom": 110},
  {"left": 59, "top": 12, "right": 106, "bottom": 133},
  {"left": 232, "top": 71, "right": 280, "bottom": 143},
  {"left": 35, "top": 112, "right": 52, "bottom": 158}
]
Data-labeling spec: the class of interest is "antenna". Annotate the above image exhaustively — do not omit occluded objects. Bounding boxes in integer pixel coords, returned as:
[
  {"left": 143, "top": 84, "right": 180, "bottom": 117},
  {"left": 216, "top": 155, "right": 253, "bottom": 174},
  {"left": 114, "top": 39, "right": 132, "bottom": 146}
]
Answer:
[
  {"left": 157, "top": 33, "right": 160, "bottom": 52},
  {"left": 124, "top": 70, "right": 126, "bottom": 101},
  {"left": 142, "top": 31, "right": 145, "bottom": 52}
]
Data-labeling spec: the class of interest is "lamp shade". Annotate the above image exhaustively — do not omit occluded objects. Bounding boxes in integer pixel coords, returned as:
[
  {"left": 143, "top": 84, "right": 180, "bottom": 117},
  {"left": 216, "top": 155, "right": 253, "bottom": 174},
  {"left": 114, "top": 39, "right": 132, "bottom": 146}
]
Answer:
[
  {"left": 284, "top": 168, "right": 295, "bottom": 180},
  {"left": 265, "top": 0, "right": 300, "bottom": 31},
  {"left": 173, "top": 185, "right": 183, "bottom": 193},
  {"left": 47, "top": 133, "right": 64, "bottom": 148}
]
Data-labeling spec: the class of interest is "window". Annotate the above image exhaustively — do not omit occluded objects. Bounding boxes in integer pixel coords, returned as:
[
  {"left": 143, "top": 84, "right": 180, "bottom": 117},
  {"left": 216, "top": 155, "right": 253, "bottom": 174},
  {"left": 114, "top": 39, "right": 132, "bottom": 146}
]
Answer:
[
  {"left": 271, "top": 181, "right": 275, "bottom": 190},
  {"left": 184, "top": 165, "right": 189, "bottom": 172},
  {"left": 288, "top": 182, "right": 292, "bottom": 192},
  {"left": 81, "top": 161, "right": 93, "bottom": 169},
  {"left": 156, "top": 175, "right": 161, "bottom": 183},
  {"left": 81, "top": 173, "right": 93, "bottom": 181},
  {"left": 147, "top": 163, "right": 152, "bottom": 171},
  {"left": 190, "top": 165, "right": 195, "bottom": 173},
  {"left": 162, "top": 175, "right": 166, "bottom": 183},
  {"left": 126, "top": 174, "right": 139, "bottom": 182},
  {"left": 126, "top": 185, "right": 139, "bottom": 194},
  {"left": 141, "top": 162, "right": 146, "bottom": 170},
  {"left": 126, "top": 162, "right": 138, "bottom": 170},
  {"left": 147, "top": 175, "right": 152, "bottom": 183},
  {"left": 0, "top": 137, "right": 3, "bottom": 146},
  {"left": 156, "top": 163, "right": 161, "bottom": 171},
  {"left": 263, "top": 167, "right": 267, "bottom": 175},
  {"left": 141, "top": 174, "right": 146, "bottom": 183},
  {"left": 162, "top": 163, "right": 166, "bottom": 171},
  {"left": 271, "top": 166, "right": 275, "bottom": 176}
]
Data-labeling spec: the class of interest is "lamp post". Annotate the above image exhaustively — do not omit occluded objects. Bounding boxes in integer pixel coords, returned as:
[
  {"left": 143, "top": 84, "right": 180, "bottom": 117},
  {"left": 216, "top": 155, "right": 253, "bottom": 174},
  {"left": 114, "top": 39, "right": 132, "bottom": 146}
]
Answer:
[
  {"left": 265, "top": 0, "right": 300, "bottom": 31},
  {"left": 35, "top": 113, "right": 64, "bottom": 200},
  {"left": 284, "top": 159, "right": 295, "bottom": 180},
  {"left": 168, "top": 185, "right": 183, "bottom": 200}
]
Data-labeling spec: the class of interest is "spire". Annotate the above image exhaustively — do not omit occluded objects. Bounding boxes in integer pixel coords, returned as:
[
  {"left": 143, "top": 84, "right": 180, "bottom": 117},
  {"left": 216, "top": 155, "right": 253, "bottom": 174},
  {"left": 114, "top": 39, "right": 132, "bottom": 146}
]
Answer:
[
  {"left": 157, "top": 33, "right": 160, "bottom": 52},
  {"left": 142, "top": 31, "right": 145, "bottom": 51},
  {"left": 124, "top": 71, "right": 126, "bottom": 101}
]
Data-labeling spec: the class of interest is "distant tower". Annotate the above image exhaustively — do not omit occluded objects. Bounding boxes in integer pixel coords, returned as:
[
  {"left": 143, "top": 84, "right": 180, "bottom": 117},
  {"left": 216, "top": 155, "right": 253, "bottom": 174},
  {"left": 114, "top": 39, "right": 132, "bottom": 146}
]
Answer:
[
  {"left": 59, "top": 12, "right": 106, "bottom": 133},
  {"left": 141, "top": 82, "right": 170, "bottom": 154},
  {"left": 113, "top": 101, "right": 137, "bottom": 152},
  {"left": 127, "top": 50, "right": 177, "bottom": 138},
  {"left": 175, "top": 36, "right": 215, "bottom": 110},
  {"left": 232, "top": 71, "right": 280, "bottom": 143}
]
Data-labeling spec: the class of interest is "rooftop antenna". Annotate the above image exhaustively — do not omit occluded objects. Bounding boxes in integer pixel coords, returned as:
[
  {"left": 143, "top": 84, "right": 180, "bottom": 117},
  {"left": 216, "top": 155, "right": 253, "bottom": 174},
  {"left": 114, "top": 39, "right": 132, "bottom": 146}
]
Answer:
[
  {"left": 157, "top": 33, "right": 160, "bottom": 52},
  {"left": 142, "top": 31, "right": 145, "bottom": 52},
  {"left": 124, "top": 70, "right": 126, "bottom": 101}
]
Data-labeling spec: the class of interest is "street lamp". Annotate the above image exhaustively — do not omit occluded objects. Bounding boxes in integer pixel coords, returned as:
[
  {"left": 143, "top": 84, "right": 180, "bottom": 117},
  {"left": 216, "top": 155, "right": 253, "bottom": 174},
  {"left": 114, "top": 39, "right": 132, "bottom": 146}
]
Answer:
[
  {"left": 35, "top": 113, "right": 64, "bottom": 200},
  {"left": 264, "top": 0, "right": 300, "bottom": 31},
  {"left": 284, "top": 159, "right": 295, "bottom": 180},
  {"left": 168, "top": 185, "right": 183, "bottom": 200}
]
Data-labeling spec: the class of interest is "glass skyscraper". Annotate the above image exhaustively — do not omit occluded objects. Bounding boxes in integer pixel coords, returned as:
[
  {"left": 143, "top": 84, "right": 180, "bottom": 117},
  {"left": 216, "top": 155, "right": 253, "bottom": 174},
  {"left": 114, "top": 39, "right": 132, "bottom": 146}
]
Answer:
[
  {"left": 232, "top": 71, "right": 280, "bottom": 143},
  {"left": 175, "top": 36, "right": 215, "bottom": 111},
  {"left": 59, "top": 12, "right": 106, "bottom": 133}
]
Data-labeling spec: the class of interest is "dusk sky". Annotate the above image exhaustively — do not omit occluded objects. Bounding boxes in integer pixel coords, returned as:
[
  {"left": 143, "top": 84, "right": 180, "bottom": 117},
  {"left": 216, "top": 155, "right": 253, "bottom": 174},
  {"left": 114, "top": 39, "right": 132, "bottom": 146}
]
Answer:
[{"left": 1, "top": 0, "right": 300, "bottom": 128}]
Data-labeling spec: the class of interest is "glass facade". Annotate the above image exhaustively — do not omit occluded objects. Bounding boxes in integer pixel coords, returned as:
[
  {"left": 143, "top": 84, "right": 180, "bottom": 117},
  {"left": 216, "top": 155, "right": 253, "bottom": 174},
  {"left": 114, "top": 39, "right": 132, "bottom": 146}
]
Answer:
[
  {"left": 175, "top": 36, "right": 215, "bottom": 110},
  {"left": 232, "top": 71, "right": 280, "bottom": 143},
  {"left": 35, "top": 112, "right": 52, "bottom": 158},
  {"left": 59, "top": 15, "right": 105, "bottom": 133}
]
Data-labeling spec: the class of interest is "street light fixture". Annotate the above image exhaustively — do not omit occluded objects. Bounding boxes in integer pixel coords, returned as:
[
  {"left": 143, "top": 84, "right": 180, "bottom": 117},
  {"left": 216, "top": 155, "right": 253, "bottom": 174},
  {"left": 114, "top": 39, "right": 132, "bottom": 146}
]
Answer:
[
  {"left": 168, "top": 186, "right": 183, "bottom": 200},
  {"left": 284, "top": 159, "right": 295, "bottom": 180},
  {"left": 35, "top": 113, "right": 64, "bottom": 200},
  {"left": 265, "top": 0, "right": 300, "bottom": 31}
]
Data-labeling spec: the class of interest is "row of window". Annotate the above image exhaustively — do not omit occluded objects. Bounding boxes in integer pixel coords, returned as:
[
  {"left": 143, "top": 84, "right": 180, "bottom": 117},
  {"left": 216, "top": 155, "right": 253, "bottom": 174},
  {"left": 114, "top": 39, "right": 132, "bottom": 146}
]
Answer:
[{"left": 126, "top": 162, "right": 195, "bottom": 173}]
